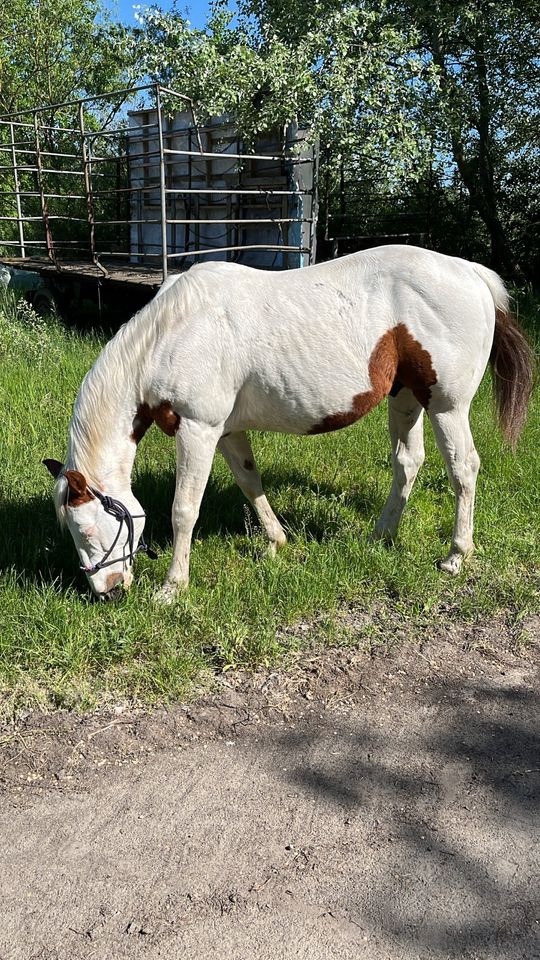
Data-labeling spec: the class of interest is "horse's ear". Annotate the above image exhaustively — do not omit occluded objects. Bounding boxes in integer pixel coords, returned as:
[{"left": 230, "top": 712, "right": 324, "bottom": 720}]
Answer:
[
  {"left": 64, "top": 470, "right": 88, "bottom": 499},
  {"left": 43, "top": 458, "right": 64, "bottom": 479}
]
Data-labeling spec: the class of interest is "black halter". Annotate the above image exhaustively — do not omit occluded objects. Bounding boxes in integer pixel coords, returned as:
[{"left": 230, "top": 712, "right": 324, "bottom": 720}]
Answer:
[{"left": 80, "top": 487, "right": 157, "bottom": 575}]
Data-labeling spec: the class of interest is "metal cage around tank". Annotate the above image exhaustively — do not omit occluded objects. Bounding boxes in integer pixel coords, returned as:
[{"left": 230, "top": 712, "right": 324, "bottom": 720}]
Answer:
[{"left": 0, "top": 84, "right": 318, "bottom": 283}]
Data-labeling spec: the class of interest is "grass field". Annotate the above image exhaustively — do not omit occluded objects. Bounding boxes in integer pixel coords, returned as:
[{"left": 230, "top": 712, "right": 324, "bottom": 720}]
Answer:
[{"left": 0, "top": 288, "right": 538, "bottom": 715}]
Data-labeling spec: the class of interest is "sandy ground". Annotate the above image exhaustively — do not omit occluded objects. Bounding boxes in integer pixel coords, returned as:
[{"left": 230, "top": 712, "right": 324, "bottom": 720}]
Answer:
[{"left": 0, "top": 618, "right": 539, "bottom": 960}]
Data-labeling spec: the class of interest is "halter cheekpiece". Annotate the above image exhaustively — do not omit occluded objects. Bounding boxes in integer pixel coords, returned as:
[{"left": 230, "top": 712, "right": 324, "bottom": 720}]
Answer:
[{"left": 78, "top": 486, "right": 157, "bottom": 575}]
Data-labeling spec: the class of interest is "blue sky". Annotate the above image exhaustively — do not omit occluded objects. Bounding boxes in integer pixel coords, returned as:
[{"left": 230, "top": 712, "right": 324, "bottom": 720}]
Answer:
[{"left": 103, "top": 0, "right": 212, "bottom": 29}]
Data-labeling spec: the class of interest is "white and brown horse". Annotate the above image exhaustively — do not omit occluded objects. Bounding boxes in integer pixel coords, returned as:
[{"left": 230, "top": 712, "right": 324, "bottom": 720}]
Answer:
[{"left": 44, "top": 245, "right": 534, "bottom": 601}]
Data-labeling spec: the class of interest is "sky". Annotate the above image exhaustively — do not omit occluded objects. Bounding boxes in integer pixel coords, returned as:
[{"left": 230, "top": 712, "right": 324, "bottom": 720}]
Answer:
[{"left": 103, "top": 0, "right": 212, "bottom": 29}]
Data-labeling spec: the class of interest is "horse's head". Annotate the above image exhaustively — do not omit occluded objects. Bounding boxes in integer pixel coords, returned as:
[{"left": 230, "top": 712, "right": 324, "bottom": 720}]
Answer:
[{"left": 43, "top": 458, "right": 148, "bottom": 599}]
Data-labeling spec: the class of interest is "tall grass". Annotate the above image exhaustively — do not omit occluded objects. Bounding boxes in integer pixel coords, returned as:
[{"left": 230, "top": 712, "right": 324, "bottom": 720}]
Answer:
[{"left": 0, "top": 288, "right": 538, "bottom": 714}]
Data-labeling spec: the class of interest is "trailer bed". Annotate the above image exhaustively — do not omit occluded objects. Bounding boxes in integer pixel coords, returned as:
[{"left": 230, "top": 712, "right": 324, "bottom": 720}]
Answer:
[
  {"left": 1, "top": 257, "right": 171, "bottom": 326},
  {"left": 2, "top": 257, "right": 167, "bottom": 289}
]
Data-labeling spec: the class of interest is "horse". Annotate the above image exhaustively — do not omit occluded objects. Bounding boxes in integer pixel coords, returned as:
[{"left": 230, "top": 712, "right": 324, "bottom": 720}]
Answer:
[{"left": 43, "top": 245, "right": 535, "bottom": 602}]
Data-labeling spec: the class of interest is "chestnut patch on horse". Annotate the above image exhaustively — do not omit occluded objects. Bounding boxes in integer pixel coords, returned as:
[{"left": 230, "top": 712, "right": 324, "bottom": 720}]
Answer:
[
  {"left": 106, "top": 572, "right": 123, "bottom": 593},
  {"left": 309, "top": 323, "right": 436, "bottom": 434},
  {"left": 131, "top": 405, "right": 154, "bottom": 444},
  {"left": 393, "top": 323, "right": 437, "bottom": 409},
  {"left": 132, "top": 402, "right": 181, "bottom": 443},
  {"left": 64, "top": 469, "right": 94, "bottom": 507}
]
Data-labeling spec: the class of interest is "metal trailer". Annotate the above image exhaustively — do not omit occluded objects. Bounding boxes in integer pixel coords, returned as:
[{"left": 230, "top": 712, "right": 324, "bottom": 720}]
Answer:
[{"left": 0, "top": 84, "right": 318, "bottom": 321}]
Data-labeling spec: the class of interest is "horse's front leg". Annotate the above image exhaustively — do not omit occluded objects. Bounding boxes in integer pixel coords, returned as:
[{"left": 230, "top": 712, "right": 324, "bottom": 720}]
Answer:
[{"left": 157, "top": 418, "right": 223, "bottom": 603}]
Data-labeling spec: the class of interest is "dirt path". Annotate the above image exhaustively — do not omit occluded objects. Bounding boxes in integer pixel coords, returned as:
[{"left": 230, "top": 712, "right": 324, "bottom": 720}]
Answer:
[{"left": 1, "top": 620, "right": 539, "bottom": 960}]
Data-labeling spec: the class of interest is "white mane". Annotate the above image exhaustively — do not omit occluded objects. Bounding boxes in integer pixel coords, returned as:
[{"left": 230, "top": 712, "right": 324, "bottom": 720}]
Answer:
[
  {"left": 64, "top": 266, "right": 215, "bottom": 483},
  {"left": 52, "top": 475, "right": 69, "bottom": 528}
]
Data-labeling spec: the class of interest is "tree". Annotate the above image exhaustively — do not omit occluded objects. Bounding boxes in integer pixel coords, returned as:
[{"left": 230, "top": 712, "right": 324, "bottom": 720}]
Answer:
[
  {"left": 3, "top": 1, "right": 536, "bottom": 277},
  {"left": 0, "top": 0, "right": 134, "bottom": 257},
  {"left": 132, "top": 1, "right": 433, "bottom": 177},
  {"left": 388, "top": 0, "right": 540, "bottom": 276},
  {"left": 0, "top": 0, "right": 133, "bottom": 115},
  {"left": 241, "top": 0, "right": 540, "bottom": 276}
]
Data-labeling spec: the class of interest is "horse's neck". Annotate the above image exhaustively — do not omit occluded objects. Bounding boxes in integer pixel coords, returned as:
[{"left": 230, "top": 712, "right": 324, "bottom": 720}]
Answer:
[
  {"left": 67, "top": 323, "right": 150, "bottom": 492},
  {"left": 67, "top": 400, "right": 136, "bottom": 495}
]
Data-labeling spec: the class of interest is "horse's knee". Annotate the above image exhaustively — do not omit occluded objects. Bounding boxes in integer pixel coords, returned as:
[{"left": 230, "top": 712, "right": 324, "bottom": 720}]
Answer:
[
  {"left": 470, "top": 448, "right": 481, "bottom": 476},
  {"left": 447, "top": 447, "right": 480, "bottom": 495},
  {"left": 172, "top": 499, "right": 199, "bottom": 532},
  {"left": 408, "top": 445, "right": 425, "bottom": 475}
]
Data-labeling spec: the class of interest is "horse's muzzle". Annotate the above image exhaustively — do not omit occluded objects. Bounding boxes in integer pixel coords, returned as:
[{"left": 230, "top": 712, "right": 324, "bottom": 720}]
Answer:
[
  {"left": 101, "top": 584, "right": 124, "bottom": 602},
  {"left": 101, "top": 571, "right": 125, "bottom": 602}
]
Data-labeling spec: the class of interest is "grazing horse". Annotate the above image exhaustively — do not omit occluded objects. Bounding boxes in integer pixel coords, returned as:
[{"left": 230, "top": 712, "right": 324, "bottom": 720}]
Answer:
[{"left": 44, "top": 245, "right": 534, "bottom": 601}]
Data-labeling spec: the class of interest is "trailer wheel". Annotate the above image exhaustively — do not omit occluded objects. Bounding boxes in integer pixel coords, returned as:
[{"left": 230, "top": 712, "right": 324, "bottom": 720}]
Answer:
[{"left": 32, "top": 288, "right": 57, "bottom": 316}]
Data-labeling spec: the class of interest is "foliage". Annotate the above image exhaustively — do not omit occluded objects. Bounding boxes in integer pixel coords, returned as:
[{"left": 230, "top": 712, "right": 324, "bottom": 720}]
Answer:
[
  {"left": 132, "top": 1, "right": 433, "bottom": 174},
  {"left": 131, "top": 0, "right": 540, "bottom": 277},
  {"left": 1, "top": 1, "right": 538, "bottom": 276},
  {"left": 0, "top": 0, "right": 133, "bottom": 115},
  {"left": 388, "top": 0, "right": 540, "bottom": 275},
  {"left": 0, "top": 1, "right": 137, "bottom": 260}
]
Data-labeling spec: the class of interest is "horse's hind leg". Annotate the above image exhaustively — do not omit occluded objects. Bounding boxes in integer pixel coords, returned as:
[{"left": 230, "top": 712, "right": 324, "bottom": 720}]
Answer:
[
  {"left": 159, "top": 418, "right": 223, "bottom": 602},
  {"left": 218, "top": 432, "right": 287, "bottom": 554},
  {"left": 373, "top": 390, "right": 425, "bottom": 542},
  {"left": 429, "top": 405, "right": 481, "bottom": 575}
]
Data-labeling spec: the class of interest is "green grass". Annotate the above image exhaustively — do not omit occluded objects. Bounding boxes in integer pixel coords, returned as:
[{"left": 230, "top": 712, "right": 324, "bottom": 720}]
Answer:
[{"left": 0, "top": 288, "right": 539, "bottom": 714}]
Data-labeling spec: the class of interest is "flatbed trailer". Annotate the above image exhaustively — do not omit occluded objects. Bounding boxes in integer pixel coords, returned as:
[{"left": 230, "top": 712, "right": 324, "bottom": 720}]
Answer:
[{"left": 1, "top": 257, "right": 166, "bottom": 324}]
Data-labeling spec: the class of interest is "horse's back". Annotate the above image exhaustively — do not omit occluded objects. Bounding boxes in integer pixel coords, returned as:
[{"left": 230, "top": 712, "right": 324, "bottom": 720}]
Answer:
[{"left": 152, "top": 247, "right": 500, "bottom": 433}]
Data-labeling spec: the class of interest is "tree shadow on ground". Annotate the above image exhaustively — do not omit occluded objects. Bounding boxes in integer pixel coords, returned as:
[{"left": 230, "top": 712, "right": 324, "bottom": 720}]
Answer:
[{"left": 273, "top": 671, "right": 539, "bottom": 958}]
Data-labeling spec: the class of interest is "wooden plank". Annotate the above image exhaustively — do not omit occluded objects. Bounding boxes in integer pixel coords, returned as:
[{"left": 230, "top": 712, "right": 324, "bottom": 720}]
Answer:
[{"left": 0, "top": 257, "right": 168, "bottom": 287}]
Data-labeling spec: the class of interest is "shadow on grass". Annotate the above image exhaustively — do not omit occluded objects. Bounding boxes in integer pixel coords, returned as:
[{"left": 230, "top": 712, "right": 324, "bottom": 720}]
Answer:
[
  {"left": 135, "top": 463, "right": 381, "bottom": 546},
  {"left": 0, "top": 465, "right": 382, "bottom": 588},
  {"left": 0, "top": 492, "right": 80, "bottom": 590}
]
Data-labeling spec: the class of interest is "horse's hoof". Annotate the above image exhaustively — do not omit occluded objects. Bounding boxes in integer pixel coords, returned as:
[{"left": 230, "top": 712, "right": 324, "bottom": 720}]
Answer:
[
  {"left": 265, "top": 534, "right": 287, "bottom": 558},
  {"left": 155, "top": 582, "right": 182, "bottom": 604},
  {"left": 438, "top": 555, "right": 463, "bottom": 576},
  {"left": 438, "top": 544, "right": 474, "bottom": 575},
  {"left": 371, "top": 526, "right": 395, "bottom": 545}
]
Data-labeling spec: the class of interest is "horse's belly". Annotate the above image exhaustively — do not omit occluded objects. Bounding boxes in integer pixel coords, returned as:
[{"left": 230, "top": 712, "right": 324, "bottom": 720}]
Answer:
[{"left": 225, "top": 369, "right": 375, "bottom": 436}]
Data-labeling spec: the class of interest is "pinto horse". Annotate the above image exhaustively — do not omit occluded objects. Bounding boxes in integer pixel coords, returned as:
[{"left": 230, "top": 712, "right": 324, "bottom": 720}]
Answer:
[{"left": 44, "top": 245, "right": 534, "bottom": 601}]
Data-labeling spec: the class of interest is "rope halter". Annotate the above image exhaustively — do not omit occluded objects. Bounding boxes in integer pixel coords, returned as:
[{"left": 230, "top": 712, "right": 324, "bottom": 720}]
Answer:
[{"left": 80, "top": 487, "right": 157, "bottom": 575}]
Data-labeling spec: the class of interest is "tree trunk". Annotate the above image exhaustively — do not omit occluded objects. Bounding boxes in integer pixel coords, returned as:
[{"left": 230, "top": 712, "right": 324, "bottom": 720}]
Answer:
[
  {"left": 452, "top": 138, "right": 525, "bottom": 279},
  {"left": 429, "top": 17, "right": 525, "bottom": 280}
]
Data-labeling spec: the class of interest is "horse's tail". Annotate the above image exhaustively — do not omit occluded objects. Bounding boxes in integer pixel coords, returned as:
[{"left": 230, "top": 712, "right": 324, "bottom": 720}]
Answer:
[{"left": 471, "top": 263, "right": 536, "bottom": 450}]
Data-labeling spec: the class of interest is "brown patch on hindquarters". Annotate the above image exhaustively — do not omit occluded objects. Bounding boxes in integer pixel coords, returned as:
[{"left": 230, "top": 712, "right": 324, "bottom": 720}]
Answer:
[
  {"left": 243, "top": 459, "right": 254, "bottom": 471},
  {"left": 309, "top": 323, "right": 437, "bottom": 434},
  {"left": 132, "top": 402, "right": 181, "bottom": 443},
  {"left": 394, "top": 324, "right": 437, "bottom": 409}
]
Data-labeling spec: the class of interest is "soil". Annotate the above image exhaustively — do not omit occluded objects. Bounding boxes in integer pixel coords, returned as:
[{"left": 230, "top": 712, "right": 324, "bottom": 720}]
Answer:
[{"left": 0, "top": 615, "right": 539, "bottom": 960}]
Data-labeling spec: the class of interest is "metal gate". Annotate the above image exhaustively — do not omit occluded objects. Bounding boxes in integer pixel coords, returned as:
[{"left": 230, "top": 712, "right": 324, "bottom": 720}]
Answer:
[{"left": 0, "top": 84, "right": 318, "bottom": 281}]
